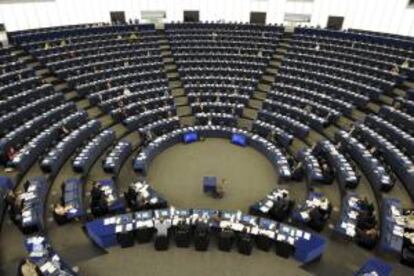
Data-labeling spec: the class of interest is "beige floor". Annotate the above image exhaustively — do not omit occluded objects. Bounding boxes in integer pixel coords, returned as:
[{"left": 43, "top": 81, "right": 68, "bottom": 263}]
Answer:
[
  {"left": 79, "top": 243, "right": 310, "bottom": 276},
  {"left": 147, "top": 138, "right": 279, "bottom": 212}
]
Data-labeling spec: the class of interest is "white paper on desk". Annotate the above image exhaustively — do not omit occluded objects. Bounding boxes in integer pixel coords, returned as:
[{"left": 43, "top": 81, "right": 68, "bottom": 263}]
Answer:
[
  {"left": 25, "top": 193, "right": 36, "bottom": 201},
  {"left": 115, "top": 225, "right": 122, "bottom": 233},
  {"left": 220, "top": 221, "right": 231, "bottom": 229},
  {"left": 300, "top": 211, "right": 310, "bottom": 220},
  {"left": 27, "top": 185, "right": 36, "bottom": 192},
  {"left": 349, "top": 211, "right": 358, "bottom": 220},
  {"left": 393, "top": 226, "right": 404, "bottom": 237},
  {"left": 250, "top": 227, "right": 259, "bottom": 235},
  {"left": 260, "top": 206, "right": 269, "bottom": 213},
  {"left": 46, "top": 262, "right": 57, "bottom": 273},
  {"left": 126, "top": 223, "right": 133, "bottom": 231},
  {"left": 264, "top": 230, "right": 276, "bottom": 239},
  {"left": 346, "top": 226, "right": 356, "bottom": 237},
  {"left": 143, "top": 220, "right": 154, "bottom": 228},
  {"left": 104, "top": 217, "right": 115, "bottom": 225},
  {"left": 277, "top": 234, "right": 286, "bottom": 241},
  {"left": 30, "top": 249, "right": 44, "bottom": 257},
  {"left": 40, "top": 262, "right": 52, "bottom": 273},
  {"left": 231, "top": 223, "right": 244, "bottom": 232}
]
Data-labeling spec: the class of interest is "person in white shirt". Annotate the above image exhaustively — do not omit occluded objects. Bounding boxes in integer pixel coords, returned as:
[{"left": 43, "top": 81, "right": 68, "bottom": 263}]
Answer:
[
  {"left": 123, "top": 87, "right": 132, "bottom": 96},
  {"left": 401, "top": 58, "right": 410, "bottom": 69},
  {"left": 154, "top": 218, "right": 171, "bottom": 237}
]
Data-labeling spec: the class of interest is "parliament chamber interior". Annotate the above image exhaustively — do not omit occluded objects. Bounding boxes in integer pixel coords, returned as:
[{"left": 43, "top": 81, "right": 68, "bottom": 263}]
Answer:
[{"left": 1, "top": 0, "right": 414, "bottom": 275}]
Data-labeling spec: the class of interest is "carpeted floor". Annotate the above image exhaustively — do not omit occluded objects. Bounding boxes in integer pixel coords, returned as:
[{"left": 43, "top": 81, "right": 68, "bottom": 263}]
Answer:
[{"left": 147, "top": 138, "right": 278, "bottom": 212}]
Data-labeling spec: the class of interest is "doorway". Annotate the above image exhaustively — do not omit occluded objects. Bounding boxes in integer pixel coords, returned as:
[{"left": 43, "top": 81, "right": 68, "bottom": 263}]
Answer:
[
  {"left": 184, "top": 11, "right": 200, "bottom": 23},
  {"left": 250, "top": 12, "right": 266, "bottom": 25},
  {"left": 327, "top": 16, "right": 344, "bottom": 30},
  {"left": 110, "top": 11, "right": 126, "bottom": 24}
]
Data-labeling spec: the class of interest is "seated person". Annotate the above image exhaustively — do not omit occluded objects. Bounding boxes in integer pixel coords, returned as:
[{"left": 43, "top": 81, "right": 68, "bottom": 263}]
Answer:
[
  {"left": 7, "top": 190, "right": 24, "bottom": 227},
  {"left": 212, "top": 183, "right": 225, "bottom": 199},
  {"left": 125, "top": 185, "right": 151, "bottom": 211},
  {"left": 402, "top": 229, "right": 414, "bottom": 265},
  {"left": 58, "top": 125, "right": 69, "bottom": 138},
  {"left": 129, "top": 33, "right": 138, "bottom": 42},
  {"left": 321, "top": 162, "right": 334, "bottom": 184},
  {"left": 134, "top": 193, "right": 150, "bottom": 211},
  {"left": 4, "top": 146, "right": 18, "bottom": 168},
  {"left": 307, "top": 199, "right": 331, "bottom": 232},
  {"left": 291, "top": 162, "right": 304, "bottom": 181},
  {"left": 405, "top": 211, "right": 414, "bottom": 230},
  {"left": 90, "top": 183, "right": 108, "bottom": 217},
  {"left": 154, "top": 218, "right": 171, "bottom": 250},
  {"left": 269, "top": 196, "right": 291, "bottom": 221},
  {"left": 356, "top": 227, "right": 378, "bottom": 249},
  {"left": 308, "top": 207, "right": 325, "bottom": 231},
  {"left": 356, "top": 199, "right": 376, "bottom": 231},
  {"left": 90, "top": 182, "right": 103, "bottom": 202},
  {"left": 52, "top": 204, "right": 74, "bottom": 225},
  {"left": 91, "top": 196, "right": 108, "bottom": 217},
  {"left": 18, "top": 258, "right": 40, "bottom": 276},
  {"left": 317, "top": 197, "right": 332, "bottom": 218},
  {"left": 154, "top": 218, "right": 171, "bottom": 237}
]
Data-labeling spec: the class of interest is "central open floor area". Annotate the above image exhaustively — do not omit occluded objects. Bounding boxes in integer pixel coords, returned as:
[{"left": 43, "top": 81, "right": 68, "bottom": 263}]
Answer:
[{"left": 147, "top": 138, "right": 278, "bottom": 212}]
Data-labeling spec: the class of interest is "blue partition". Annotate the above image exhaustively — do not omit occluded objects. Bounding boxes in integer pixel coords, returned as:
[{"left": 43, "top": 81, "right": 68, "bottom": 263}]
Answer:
[
  {"left": 0, "top": 176, "right": 14, "bottom": 190},
  {"left": 294, "top": 234, "right": 326, "bottom": 263},
  {"left": 183, "top": 131, "right": 198, "bottom": 144},
  {"left": 355, "top": 258, "right": 392, "bottom": 276},
  {"left": 231, "top": 133, "right": 247, "bottom": 147},
  {"left": 85, "top": 218, "right": 118, "bottom": 249}
]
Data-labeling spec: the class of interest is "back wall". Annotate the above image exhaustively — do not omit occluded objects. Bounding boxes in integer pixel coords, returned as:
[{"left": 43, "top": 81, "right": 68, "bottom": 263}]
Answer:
[{"left": 1, "top": 0, "right": 414, "bottom": 36}]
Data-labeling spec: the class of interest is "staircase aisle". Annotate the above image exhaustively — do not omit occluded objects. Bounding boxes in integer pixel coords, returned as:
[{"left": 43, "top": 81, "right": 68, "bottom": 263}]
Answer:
[
  {"left": 237, "top": 32, "right": 293, "bottom": 130},
  {"left": 156, "top": 30, "right": 194, "bottom": 127}
]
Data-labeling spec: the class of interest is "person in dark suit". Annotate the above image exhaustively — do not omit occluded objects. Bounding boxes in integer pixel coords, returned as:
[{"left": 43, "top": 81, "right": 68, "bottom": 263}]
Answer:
[
  {"left": 356, "top": 227, "right": 378, "bottom": 249},
  {"left": 308, "top": 206, "right": 325, "bottom": 232},
  {"left": 90, "top": 182, "right": 108, "bottom": 217},
  {"left": 6, "top": 190, "right": 23, "bottom": 227}
]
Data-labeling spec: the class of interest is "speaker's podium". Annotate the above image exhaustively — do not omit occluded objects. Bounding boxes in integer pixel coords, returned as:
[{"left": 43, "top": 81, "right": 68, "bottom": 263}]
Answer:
[
  {"left": 203, "top": 176, "right": 217, "bottom": 194},
  {"left": 194, "top": 223, "right": 210, "bottom": 251},
  {"left": 174, "top": 223, "right": 192, "bottom": 248},
  {"left": 218, "top": 228, "right": 235, "bottom": 252}
]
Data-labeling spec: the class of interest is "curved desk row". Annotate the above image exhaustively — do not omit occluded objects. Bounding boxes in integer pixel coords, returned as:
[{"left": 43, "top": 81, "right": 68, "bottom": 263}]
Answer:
[
  {"left": 85, "top": 207, "right": 326, "bottom": 264},
  {"left": 102, "top": 140, "right": 133, "bottom": 174},
  {"left": 133, "top": 126, "right": 292, "bottom": 181},
  {"left": 313, "top": 140, "right": 359, "bottom": 190},
  {"left": 335, "top": 130, "right": 393, "bottom": 192},
  {"left": 24, "top": 235, "right": 77, "bottom": 275}
]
